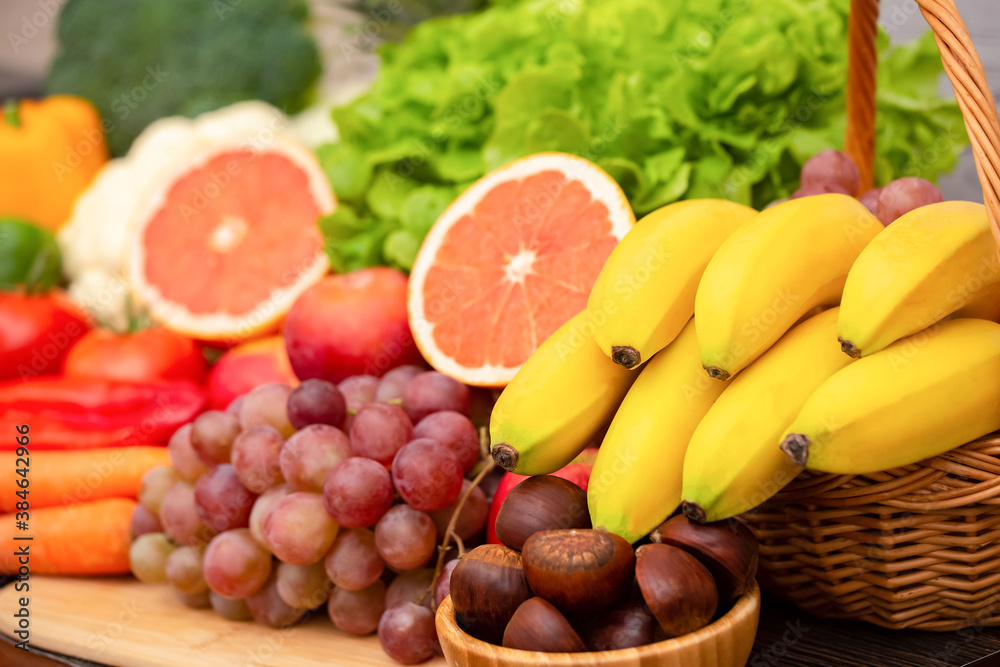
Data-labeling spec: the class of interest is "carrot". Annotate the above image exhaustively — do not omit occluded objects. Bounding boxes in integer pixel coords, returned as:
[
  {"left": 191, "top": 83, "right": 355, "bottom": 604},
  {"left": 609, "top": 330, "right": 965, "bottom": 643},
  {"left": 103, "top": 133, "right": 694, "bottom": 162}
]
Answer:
[
  {"left": 0, "top": 497, "right": 135, "bottom": 575},
  {"left": 0, "top": 446, "right": 170, "bottom": 512}
]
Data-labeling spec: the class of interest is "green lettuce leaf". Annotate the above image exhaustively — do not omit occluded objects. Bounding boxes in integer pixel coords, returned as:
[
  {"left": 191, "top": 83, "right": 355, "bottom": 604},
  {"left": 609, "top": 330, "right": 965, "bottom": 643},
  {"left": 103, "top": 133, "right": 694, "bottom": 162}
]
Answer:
[{"left": 319, "top": 0, "right": 967, "bottom": 271}]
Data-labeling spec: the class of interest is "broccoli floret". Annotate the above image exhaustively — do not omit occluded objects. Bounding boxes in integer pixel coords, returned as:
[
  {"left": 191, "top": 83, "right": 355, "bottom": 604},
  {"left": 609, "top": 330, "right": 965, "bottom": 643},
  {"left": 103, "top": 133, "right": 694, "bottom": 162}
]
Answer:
[{"left": 47, "top": 0, "right": 321, "bottom": 156}]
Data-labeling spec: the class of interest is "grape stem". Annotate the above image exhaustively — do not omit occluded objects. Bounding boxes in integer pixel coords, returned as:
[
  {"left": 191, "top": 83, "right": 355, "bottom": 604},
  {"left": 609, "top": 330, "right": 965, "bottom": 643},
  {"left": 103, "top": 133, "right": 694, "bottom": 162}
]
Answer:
[{"left": 422, "top": 458, "right": 496, "bottom": 609}]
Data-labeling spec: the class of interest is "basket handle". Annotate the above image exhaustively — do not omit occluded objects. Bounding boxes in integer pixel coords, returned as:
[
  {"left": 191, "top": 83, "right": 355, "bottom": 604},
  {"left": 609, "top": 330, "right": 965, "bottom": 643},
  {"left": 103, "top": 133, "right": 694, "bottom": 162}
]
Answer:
[{"left": 844, "top": 0, "right": 1000, "bottom": 250}]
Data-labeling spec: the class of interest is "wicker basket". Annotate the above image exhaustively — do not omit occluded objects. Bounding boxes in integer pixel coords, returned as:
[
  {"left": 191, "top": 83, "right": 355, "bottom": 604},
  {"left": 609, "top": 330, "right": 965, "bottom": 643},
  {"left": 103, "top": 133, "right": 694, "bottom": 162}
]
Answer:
[{"left": 739, "top": 0, "right": 1000, "bottom": 632}]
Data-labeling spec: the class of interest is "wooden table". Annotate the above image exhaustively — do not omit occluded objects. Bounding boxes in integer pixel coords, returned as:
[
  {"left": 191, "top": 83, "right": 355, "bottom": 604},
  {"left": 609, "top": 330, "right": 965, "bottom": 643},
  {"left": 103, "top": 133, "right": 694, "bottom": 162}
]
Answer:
[{"left": 3, "top": 577, "right": 1000, "bottom": 667}]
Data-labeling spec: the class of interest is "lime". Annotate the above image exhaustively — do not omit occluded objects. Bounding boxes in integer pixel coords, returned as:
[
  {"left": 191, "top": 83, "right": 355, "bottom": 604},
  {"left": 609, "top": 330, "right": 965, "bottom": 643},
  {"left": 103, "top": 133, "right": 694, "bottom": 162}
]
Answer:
[{"left": 0, "top": 218, "right": 63, "bottom": 290}]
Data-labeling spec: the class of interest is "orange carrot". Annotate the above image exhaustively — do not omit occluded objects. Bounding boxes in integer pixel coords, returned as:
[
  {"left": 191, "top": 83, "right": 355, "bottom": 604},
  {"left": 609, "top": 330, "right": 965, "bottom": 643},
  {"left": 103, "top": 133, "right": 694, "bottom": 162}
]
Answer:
[
  {"left": 0, "top": 497, "right": 135, "bottom": 575},
  {"left": 0, "top": 446, "right": 170, "bottom": 512}
]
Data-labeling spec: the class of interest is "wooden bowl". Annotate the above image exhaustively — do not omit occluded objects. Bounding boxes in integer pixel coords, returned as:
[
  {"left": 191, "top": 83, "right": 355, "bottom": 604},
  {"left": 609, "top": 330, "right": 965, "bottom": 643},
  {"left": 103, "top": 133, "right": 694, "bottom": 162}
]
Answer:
[{"left": 435, "top": 581, "right": 760, "bottom": 667}]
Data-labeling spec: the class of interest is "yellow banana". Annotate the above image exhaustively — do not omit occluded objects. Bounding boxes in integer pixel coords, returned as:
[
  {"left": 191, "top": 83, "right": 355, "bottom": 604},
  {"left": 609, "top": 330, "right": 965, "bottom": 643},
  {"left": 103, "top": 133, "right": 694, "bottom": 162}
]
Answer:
[
  {"left": 588, "top": 318, "right": 730, "bottom": 543},
  {"left": 838, "top": 201, "right": 997, "bottom": 358},
  {"left": 681, "top": 307, "right": 852, "bottom": 523},
  {"left": 954, "top": 281, "right": 1000, "bottom": 322},
  {"left": 587, "top": 200, "right": 757, "bottom": 369},
  {"left": 781, "top": 318, "right": 1000, "bottom": 474},
  {"left": 695, "top": 194, "right": 880, "bottom": 380},
  {"left": 490, "top": 311, "right": 635, "bottom": 476}
]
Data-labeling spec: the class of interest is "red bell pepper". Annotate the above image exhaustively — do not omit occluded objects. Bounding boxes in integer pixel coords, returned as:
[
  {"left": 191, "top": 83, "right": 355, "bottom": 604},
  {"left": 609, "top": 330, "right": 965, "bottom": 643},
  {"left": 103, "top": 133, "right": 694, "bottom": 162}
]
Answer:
[{"left": 0, "top": 377, "right": 206, "bottom": 450}]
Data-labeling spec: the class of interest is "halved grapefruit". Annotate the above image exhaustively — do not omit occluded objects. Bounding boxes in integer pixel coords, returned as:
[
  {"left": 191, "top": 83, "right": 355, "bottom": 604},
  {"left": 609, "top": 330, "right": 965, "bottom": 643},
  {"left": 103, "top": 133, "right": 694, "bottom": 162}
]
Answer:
[
  {"left": 128, "top": 117, "right": 333, "bottom": 344},
  {"left": 408, "top": 153, "right": 634, "bottom": 386}
]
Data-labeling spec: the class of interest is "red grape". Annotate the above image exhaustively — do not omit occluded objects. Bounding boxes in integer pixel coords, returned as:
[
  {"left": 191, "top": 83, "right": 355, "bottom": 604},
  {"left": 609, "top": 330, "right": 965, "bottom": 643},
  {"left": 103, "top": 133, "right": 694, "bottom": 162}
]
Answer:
[
  {"left": 131, "top": 503, "right": 163, "bottom": 538},
  {"left": 246, "top": 571, "right": 306, "bottom": 628},
  {"left": 378, "top": 602, "right": 440, "bottom": 664},
  {"left": 194, "top": 464, "right": 257, "bottom": 533},
  {"left": 166, "top": 545, "right": 207, "bottom": 594},
  {"left": 249, "top": 484, "right": 292, "bottom": 549},
  {"left": 239, "top": 383, "right": 294, "bottom": 436},
  {"left": 275, "top": 561, "right": 332, "bottom": 610},
  {"left": 190, "top": 410, "right": 241, "bottom": 466},
  {"left": 323, "top": 457, "right": 394, "bottom": 528},
  {"left": 799, "top": 149, "right": 860, "bottom": 195},
  {"left": 168, "top": 423, "right": 210, "bottom": 481},
  {"left": 139, "top": 466, "right": 182, "bottom": 515},
  {"left": 392, "top": 439, "right": 463, "bottom": 511},
  {"left": 435, "top": 559, "right": 459, "bottom": 608},
  {"left": 374, "top": 505, "right": 437, "bottom": 571},
  {"left": 210, "top": 592, "right": 252, "bottom": 621},
  {"left": 375, "top": 365, "right": 425, "bottom": 403},
  {"left": 427, "top": 480, "right": 489, "bottom": 540},
  {"left": 413, "top": 411, "right": 479, "bottom": 472},
  {"left": 859, "top": 187, "right": 882, "bottom": 215},
  {"left": 231, "top": 425, "right": 285, "bottom": 493},
  {"left": 203, "top": 528, "right": 272, "bottom": 599},
  {"left": 789, "top": 183, "right": 845, "bottom": 199},
  {"left": 350, "top": 403, "right": 413, "bottom": 466},
  {"left": 226, "top": 395, "right": 245, "bottom": 417},
  {"left": 876, "top": 177, "right": 944, "bottom": 225},
  {"left": 160, "top": 481, "right": 215, "bottom": 547},
  {"left": 402, "top": 372, "right": 471, "bottom": 422},
  {"left": 280, "top": 424, "right": 353, "bottom": 493},
  {"left": 287, "top": 379, "right": 347, "bottom": 430},
  {"left": 263, "top": 491, "right": 340, "bottom": 565},
  {"left": 386, "top": 568, "right": 434, "bottom": 609},
  {"left": 129, "top": 533, "right": 175, "bottom": 583},
  {"left": 324, "top": 527, "right": 385, "bottom": 591},
  {"left": 339, "top": 375, "right": 379, "bottom": 412},
  {"left": 328, "top": 581, "right": 386, "bottom": 636}
]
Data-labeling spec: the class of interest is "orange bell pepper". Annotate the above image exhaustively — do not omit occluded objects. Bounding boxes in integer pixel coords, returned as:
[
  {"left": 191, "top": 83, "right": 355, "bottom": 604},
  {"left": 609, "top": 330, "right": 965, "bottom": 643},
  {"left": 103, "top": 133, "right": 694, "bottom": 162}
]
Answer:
[{"left": 0, "top": 96, "right": 109, "bottom": 232}]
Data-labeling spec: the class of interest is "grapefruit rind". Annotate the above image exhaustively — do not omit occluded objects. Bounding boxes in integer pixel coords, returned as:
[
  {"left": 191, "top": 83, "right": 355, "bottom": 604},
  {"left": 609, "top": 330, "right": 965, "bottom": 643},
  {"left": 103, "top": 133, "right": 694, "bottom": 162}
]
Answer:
[
  {"left": 407, "top": 152, "right": 634, "bottom": 386},
  {"left": 128, "top": 131, "right": 334, "bottom": 343}
]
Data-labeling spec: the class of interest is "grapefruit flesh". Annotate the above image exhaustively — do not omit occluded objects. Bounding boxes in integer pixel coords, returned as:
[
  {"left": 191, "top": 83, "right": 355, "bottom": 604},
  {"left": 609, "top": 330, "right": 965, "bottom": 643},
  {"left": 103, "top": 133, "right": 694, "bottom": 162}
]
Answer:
[
  {"left": 409, "top": 153, "right": 633, "bottom": 386},
  {"left": 130, "top": 141, "right": 333, "bottom": 342}
]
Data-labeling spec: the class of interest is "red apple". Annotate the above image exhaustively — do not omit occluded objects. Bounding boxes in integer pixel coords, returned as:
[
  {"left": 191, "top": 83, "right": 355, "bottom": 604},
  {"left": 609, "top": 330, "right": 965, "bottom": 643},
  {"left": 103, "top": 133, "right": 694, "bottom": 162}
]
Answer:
[
  {"left": 283, "top": 268, "right": 424, "bottom": 383},
  {"left": 207, "top": 335, "right": 298, "bottom": 409},
  {"left": 486, "top": 448, "right": 597, "bottom": 544}
]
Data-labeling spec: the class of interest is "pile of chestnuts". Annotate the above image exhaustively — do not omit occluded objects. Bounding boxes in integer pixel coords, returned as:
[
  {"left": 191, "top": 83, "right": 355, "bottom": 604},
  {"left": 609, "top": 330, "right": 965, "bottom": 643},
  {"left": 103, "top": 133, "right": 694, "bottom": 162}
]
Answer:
[{"left": 448, "top": 475, "right": 759, "bottom": 652}]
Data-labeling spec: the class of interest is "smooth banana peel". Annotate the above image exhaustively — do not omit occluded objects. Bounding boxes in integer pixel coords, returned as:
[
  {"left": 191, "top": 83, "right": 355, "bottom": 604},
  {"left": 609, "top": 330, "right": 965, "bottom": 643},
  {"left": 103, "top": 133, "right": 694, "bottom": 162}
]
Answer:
[
  {"left": 587, "top": 200, "right": 757, "bottom": 369},
  {"left": 781, "top": 318, "right": 1000, "bottom": 474},
  {"left": 681, "top": 307, "right": 852, "bottom": 523},
  {"left": 837, "top": 201, "right": 998, "bottom": 358},
  {"left": 695, "top": 194, "right": 880, "bottom": 380},
  {"left": 490, "top": 311, "right": 636, "bottom": 476},
  {"left": 588, "top": 318, "right": 730, "bottom": 544}
]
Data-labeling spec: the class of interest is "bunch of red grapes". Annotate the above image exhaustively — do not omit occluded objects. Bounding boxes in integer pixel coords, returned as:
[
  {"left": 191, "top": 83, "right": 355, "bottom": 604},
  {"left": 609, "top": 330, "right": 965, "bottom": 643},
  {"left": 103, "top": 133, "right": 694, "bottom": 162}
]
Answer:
[
  {"left": 789, "top": 149, "right": 944, "bottom": 224},
  {"left": 129, "top": 367, "right": 492, "bottom": 665}
]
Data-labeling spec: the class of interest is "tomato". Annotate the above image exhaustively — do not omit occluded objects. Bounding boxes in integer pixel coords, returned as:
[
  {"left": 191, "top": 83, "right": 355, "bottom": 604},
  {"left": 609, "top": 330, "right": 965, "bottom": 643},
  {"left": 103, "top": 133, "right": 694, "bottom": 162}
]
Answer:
[
  {"left": 206, "top": 335, "right": 298, "bottom": 409},
  {"left": 0, "top": 290, "right": 91, "bottom": 381},
  {"left": 64, "top": 328, "right": 206, "bottom": 384}
]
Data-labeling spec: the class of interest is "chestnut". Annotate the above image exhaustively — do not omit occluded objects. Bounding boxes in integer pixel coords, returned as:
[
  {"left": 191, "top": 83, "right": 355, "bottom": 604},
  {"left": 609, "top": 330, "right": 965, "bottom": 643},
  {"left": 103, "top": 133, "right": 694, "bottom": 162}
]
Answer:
[
  {"left": 502, "top": 597, "right": 586, "bottom": 653},
  {"left": 495, "top": 475, "right": 590, "bottom": 551},
  {"left": 651, "top": 516, "right": 758, "bottom": 601},
  {"left": 450, "top": 544, "right": 532, "bottom": 644},
  {"left": 521, "top": 529, "right": 634, "bottom": 615},
  {"left": 636, "top": 543, "right": 718, "bottom": 637},
  {"left": 586, "top": 599, "right": 659, "bottom": 650}
]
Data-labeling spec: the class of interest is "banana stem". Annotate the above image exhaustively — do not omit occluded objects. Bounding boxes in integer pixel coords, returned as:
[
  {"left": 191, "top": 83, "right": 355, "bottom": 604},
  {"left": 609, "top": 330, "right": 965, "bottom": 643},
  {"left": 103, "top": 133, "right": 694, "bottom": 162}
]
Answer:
[
  {"left": 704, "top": 366, "right": 731, "bottom": 381},
  {"left": 838, "top": 337, "right": 862, "bottom": 358},
  {"left": 681, "top": 501, "right": 707, "bottom": 524},
  {"left": 491, "top": 443, "right": 518, "bottom": 472},
  {"left": 611, "top": 345, "right": 641, "bottom": 369},
  {"left": 780, "top": 434, "right": 811, "bottom": 466}
]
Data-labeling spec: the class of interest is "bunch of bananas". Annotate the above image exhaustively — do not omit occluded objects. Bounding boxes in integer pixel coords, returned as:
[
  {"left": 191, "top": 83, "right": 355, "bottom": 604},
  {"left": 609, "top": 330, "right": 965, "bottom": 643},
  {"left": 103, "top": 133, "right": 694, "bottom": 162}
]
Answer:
[{"left": 490, "top": 195, "right": 1000, "bottom": 544}]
